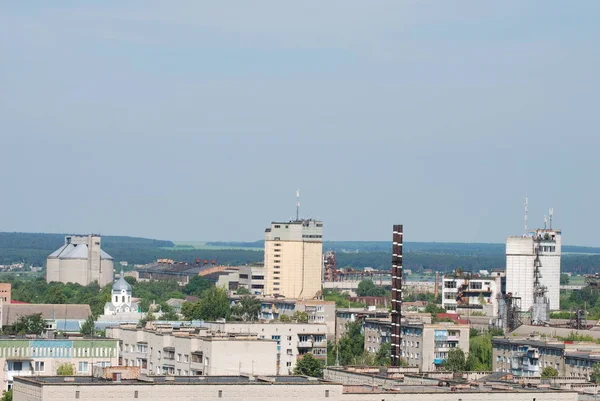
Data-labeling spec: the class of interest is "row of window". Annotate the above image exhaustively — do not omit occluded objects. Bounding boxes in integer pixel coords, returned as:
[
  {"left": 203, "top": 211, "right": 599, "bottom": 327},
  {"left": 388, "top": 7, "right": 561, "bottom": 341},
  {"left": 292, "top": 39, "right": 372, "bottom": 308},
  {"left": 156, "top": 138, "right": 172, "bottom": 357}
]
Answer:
[
  {"left": 0, "top": 346, "right": 115, "bottom": 358},
  {"left": 302, "top": 235, "right": 322, "bottom": 239}
]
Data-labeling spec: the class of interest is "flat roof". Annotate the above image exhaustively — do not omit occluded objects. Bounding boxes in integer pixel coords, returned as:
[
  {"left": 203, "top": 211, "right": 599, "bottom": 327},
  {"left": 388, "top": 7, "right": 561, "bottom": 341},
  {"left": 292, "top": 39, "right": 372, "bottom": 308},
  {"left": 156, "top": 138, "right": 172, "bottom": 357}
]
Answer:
[{"left": 15, "top": 375, "right": 327, "bottom": 386}]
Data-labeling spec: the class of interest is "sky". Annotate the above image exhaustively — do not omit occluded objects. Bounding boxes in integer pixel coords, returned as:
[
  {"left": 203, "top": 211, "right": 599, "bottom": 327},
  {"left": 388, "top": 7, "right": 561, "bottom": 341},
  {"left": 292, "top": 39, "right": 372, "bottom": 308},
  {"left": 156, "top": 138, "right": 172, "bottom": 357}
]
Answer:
[{"left": 1, "top": 1, "right": 599, "bottom": 245}]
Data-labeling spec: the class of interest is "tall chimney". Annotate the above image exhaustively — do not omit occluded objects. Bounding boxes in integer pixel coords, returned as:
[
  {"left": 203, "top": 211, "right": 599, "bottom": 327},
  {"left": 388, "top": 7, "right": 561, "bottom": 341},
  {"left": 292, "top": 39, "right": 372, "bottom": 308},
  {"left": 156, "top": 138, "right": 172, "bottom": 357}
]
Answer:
[
  {"left": 434, "top": 271, "right": 439, "bottom": 300},
  {"left": 391, "top": 225, "right": 403, "bottom": 366}
]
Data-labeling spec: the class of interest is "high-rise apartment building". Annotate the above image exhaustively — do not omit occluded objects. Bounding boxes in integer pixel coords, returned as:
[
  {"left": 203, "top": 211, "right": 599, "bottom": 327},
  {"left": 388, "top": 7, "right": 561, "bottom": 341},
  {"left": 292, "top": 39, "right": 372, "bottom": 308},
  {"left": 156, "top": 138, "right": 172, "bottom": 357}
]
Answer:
[
  {"left": 506, "top": 228, "right": 561, "bottom": 310},
  {"left": 263, "top": 219, "right": 323, "bottom": 299}
]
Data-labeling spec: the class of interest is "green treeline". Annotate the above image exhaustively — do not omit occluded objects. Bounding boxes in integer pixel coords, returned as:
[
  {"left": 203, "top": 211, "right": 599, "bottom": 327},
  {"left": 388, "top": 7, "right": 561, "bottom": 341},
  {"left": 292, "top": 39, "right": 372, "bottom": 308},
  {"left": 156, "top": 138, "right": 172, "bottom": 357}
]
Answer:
[{"left": 2, "top": 233, "right": 600, "bottom": 273}]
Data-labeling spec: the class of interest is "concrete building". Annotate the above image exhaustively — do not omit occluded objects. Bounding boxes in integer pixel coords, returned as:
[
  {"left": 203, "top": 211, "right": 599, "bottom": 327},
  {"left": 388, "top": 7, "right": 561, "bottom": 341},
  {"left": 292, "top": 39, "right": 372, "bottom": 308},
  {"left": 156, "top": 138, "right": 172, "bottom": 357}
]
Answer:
[
  {"left": 0, "top": 337, "right": 119, "bottom": 391},
  {"left": 0, "top": 283, "right": 11, "bottom": 303},
  {"left": 363, "top": 314, "right": 432, "bottom": 354},
  {"left": 13, "top": 373, "right": 580, "bottom": 401},
  {"left": 506, "top": 228, "right": 562, "bottom": 310},
  {"left": 46, "top": 235, "right": 114, "bottom": 287},
  {"left": 238, "top": 265, "right": 265, "bottom": 295},
  {"left": 0, "top": 303, "right": 92, "bottom": 331},
  {"left": 442, "top": 271, "right": 505, "bottom": 315},
  {"left": 106, "top": 324, "right": 278, "bottom": 376},
  {"left": 255, "top": 298, "right": 336, "bottom": 340},
  {"left": 335, "top": 308, "right": 389, "bottom": 340},
  {"left": 492, "top": 337, "right": 600, "bottom": 377},
  {"left": 201, "top": 321, "right": 327, "bottom": 374},
  {"left": 400, "top": 322, "right": 470, "bottom": 372},
  {"left": 264, "top": 219, "right": 323, "bottom": 299}
]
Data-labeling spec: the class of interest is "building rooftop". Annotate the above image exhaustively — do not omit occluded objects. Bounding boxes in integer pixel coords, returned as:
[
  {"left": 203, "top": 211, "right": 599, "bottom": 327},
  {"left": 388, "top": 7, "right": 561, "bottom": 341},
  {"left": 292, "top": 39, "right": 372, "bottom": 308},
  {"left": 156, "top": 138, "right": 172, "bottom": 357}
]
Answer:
[{"left": 16, "top": 375, "right": 326, "bottom": 386}]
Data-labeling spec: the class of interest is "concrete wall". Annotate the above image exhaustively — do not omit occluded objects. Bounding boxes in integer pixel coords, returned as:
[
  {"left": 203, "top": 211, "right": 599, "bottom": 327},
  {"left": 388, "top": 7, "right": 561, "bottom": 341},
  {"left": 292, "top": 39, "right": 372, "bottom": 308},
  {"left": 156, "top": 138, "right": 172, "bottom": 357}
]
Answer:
[{"left": 12, "top": 380, "right": 579, "bottom": 401}]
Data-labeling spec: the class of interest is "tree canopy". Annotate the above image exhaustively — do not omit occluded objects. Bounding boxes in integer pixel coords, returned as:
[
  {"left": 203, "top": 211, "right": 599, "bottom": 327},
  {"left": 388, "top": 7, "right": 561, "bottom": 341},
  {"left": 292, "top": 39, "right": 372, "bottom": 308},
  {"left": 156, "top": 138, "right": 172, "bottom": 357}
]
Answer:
[
  {"left": 541, "top": 366, "right": 559, "bottom": 378},
  {"left": 443, "top": 348, "right": 466, "bottom": 372},
  {"left": 9, "top": 313, "right": 45, "bottom": 335},
  {"left": 181, "top": 287, "right": 231, "bottom": 321},
  {"left": 294, "top": 354, "right": 324, "bottom": 377},
  {"left": 356, "top": 280, "right": 387, "bottom": 297},
  {"left": 231, "top": 296, "right": 261, "bottom": 322}
]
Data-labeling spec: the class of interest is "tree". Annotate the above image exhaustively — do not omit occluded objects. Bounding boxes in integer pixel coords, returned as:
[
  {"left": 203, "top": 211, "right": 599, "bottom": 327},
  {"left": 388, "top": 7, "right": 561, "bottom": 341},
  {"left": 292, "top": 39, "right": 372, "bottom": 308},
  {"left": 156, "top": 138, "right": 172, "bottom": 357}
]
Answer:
[
  {"left": 375, "top": 342, "right": 392, "bottom": 366},
  {"left": 541, "top": 366, "right": 559, "bottom": 378},
  {"left": 57, "top": 363, "right": 74, "bottom": 376},
  {"left": 443, "top": 348, "right": 466, "bottom": 371},
  {"left": 236, "top": 287, "right": 251, "bottom": 295},
  {"left": 11, "top": 313, "right": 45, "bottom": 335},
  {"left": 181, "top": 287, "right": 231, "bottom": 321},
  {"left": 592, "top": 363, "right": 600, "bottom": 383},
  {"left": 560, "top": 274, "right": 570, "bottom": 285},
  {"left": 159, "top": 303, "right": 179, "bottom": 321},
  {"left": 184, "top": 276, "right": 212, "bottom": 296},
  {"left": 337, "top": 321, "right": 364, "bottom": 366},
  {"left": 294, "top": 354, "right": 323, "bottom": 377},
  {"left": 466, "top": 334, "right": 492, "bottom": 371},
  {"left": 292, "top": 311, "right": 309, "bottom": 323},
  {"left": 231, "top": 296, "right": 261, "bottom": 321},
  {"left": 80, "top": 315, "right": 96, "bottom": 336},
  {"left": 357, "top": 280, "right": 386, "bottom": 297},
  {"left": 279, "top": 314, "right": 292, "bottom": 323},
  {"left": 0, "top": 389, "right": 12, "bottom": 401},
  {"left": 139, "top": 311, "right": 156, "bottom": 327}
]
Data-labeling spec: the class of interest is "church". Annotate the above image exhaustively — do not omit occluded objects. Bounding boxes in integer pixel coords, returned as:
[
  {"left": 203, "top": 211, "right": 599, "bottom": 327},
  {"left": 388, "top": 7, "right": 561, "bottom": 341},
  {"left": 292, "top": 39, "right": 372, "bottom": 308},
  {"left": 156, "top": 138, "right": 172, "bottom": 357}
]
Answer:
[{"left": 103, "top": 270, "right": 139, "bottom": 315}]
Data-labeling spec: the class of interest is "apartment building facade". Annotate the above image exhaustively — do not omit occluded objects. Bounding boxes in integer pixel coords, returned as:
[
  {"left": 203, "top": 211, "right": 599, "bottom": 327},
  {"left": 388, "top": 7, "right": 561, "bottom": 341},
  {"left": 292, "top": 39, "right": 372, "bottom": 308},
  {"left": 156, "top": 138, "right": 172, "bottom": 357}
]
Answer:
[
  {"left": 400, "top": 323, "right": 470, "bottom": 371},
  {"left": 492, "top": 337, "right": 600, "bottom": 377},
  {"left": 335, "top": 308, "right": 389, "bottom": 340},
  {"left": 257, "top": 298, "right": 336, "bottom": 340},
  {"left": 238, "top": 265, "right": 265, "bottom": 295},
  {"left": 0, "top": 338, "right": 119, "bottom": 391},
  {"left": 106, "top": 325, "right": 277, "bottom": 377},
  {"left": 203, "top": 321, "right": 328, "bottom": 374},
  {"left": 442, "top": 272, "right": 504, "bottom": 315},
  {"left": 263, "top": 219, "right": 323, "bottom": 299}
]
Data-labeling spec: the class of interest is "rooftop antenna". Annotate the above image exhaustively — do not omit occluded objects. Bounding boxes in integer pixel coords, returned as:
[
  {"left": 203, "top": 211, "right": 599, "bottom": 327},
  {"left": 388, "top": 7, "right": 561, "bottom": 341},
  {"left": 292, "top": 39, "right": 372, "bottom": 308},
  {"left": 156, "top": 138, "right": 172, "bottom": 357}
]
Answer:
[
  {"left": 524, "top": 198, "right": 529, "bottom": 236},
  {"left": 544, "top": 215, "right": 548, "bottom": 230},
  {"left": 296, "top": 189, "right": 300, "bottom": 221},
  {"left": 549, "top": 208, "right": 554, "bottom": 229}
]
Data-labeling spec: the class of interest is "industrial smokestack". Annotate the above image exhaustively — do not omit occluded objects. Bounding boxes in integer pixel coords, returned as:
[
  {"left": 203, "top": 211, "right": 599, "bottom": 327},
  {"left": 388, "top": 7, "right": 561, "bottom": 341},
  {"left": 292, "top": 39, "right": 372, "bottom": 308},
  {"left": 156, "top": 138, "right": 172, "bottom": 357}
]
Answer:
[{"left": 391, "top": 225, "right": 403, "bottom": 366}]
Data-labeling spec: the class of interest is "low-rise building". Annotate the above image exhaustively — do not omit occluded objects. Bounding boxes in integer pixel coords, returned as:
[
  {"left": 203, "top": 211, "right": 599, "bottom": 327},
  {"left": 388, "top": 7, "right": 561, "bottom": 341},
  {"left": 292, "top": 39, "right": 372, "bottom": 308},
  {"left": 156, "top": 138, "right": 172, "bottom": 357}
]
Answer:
[
  {"left": 256, "top": 298, "right": 336, "bottom": 340},
  {"left": 202, "top": 321, "right": 328, "bottom": 374},
  {"left": 363, "top": 314, "right": 432, "bottom": 354},
  {"left": 400, "top": 322, "right": 470, "bottom": 371},
  {"left": 13, "top": 373, "right": 580, "bottom": 401},
  {"left": 335, "top": 308, "right": 389, "bottom": 340},
  {"left": 442, "top": 272, "right": 504, "bottom": 315},
  {"left": 492, "top": 337, "right": 600, "bottom": 377},
  {"left": 238, "top": 265, "right": 265, "bottom": 295},
  {"left": 106, "top": 324, "right": 277, "bottom": 377},
  {"left": 0, "top": 303, "right": 92, "bottom": 331},
  {"left": 0, "top": 337, "right": 119, "bottom": 391}
]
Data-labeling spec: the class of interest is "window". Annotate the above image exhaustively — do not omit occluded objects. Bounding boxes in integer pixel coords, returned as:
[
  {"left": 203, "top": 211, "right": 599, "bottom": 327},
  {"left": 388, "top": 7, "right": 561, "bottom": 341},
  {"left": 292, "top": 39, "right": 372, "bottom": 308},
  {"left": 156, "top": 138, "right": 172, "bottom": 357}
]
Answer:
[
  {"left": 122, "top": 296, "right": 126, "bottom": 302},
  {"left": 325, "top": 390, "right": 330, "bottom": 398},
  {"left": 78, "top": 362, "right": 89, "bottom": 373},
  {"left": 239, "top": 274, "right": 249, "bottom": 279},
  {"left": 444, "top": 281, "right": 456, "bottom": 289},
  {"left": 76, "top": 391, "right": 80, "bottom": 399},
  {"left": 218, "top": 390, "right": 223, "bottom": 398},
  {"left": 470, "top": 282, "right": 482, "bottom": 290},
  {"left": 11, "top": 362, "right": 22, "bottom": 371},
  {"left": 286, "top": 362, "right": 292, "bottom": 367},
  {"left": 134, "top": 391, "right": 139, "bottom": 398},
  {"left": 274, "top": 225, "right": 280, "bottom": 228},
  {"left": 34, "top": 361, "right": 45, "bottom": 372}
]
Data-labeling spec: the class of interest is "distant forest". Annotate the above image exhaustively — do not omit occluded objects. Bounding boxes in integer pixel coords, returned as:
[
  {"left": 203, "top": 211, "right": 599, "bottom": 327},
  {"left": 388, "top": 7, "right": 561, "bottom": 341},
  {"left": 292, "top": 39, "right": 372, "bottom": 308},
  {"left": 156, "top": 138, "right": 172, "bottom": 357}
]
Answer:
[{"left": 1, "top": 232, "right": 600, "bottom": 274}]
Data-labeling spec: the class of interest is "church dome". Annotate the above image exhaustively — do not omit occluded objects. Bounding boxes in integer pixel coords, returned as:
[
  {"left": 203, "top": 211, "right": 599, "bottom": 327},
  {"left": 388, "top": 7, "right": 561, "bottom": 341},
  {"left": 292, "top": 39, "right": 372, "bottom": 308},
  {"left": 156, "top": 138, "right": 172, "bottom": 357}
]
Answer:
[{"left": 113, "top": 270, "right": 132, "bottom": 292}]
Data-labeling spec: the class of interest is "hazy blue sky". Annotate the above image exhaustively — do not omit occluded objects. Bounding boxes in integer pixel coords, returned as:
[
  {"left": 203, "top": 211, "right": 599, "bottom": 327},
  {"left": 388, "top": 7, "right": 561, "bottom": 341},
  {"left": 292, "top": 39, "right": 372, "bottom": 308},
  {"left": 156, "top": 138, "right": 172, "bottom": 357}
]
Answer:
[{"left": 1, "top": 1, "right": 599, "bottom": 245}]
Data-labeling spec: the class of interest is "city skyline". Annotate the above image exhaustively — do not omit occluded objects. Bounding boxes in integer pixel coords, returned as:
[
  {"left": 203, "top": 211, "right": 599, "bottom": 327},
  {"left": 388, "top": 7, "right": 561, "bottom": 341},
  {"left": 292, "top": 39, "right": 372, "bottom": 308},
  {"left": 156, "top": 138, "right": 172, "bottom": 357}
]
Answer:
[{"left": 2, "top": 1, "right": 599, "bottom": 246}]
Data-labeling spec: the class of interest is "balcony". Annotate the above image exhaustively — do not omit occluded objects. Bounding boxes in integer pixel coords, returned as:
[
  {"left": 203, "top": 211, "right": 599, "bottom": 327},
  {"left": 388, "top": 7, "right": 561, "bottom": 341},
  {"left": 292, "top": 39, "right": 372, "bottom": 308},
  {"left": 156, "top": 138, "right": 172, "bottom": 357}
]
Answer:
[
  {"left": 298, "top": 341, "right": 314, "bottom": 348},
  {"left": 447, "top": 336, "right": 460, "bottom": 342}
]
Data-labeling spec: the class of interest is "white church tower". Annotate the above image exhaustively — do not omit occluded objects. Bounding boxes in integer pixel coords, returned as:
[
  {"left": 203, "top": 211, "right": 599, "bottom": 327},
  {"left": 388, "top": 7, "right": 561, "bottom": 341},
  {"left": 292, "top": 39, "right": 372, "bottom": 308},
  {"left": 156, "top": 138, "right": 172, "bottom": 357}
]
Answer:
[{"left": 104, "top": 269, "right": 139, "bottom": 315}]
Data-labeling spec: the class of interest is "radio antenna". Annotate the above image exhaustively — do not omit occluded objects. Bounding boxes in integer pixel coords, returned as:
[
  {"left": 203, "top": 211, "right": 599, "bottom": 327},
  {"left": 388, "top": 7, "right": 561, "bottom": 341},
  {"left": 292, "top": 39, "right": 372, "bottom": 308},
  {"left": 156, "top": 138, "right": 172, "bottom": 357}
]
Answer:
[
  {"left": 524, "top": 197, "right": 529, "bottom": 236},
  {"left": 296, "top": 189, "right": 300, "bottom": 221}
]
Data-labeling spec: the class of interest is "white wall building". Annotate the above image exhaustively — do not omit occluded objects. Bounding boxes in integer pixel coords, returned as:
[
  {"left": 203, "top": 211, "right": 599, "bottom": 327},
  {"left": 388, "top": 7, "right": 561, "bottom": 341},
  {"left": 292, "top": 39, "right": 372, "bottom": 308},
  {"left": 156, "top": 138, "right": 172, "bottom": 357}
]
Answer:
[
  {"left": 506, "top": 228, "right": 562, "bottom": 310},
  {"left": 203, "top": 321, "right": 328, "bottom": 375},
  {"left": 442, "top": 272, "right": 504, "bottom": 316},
  {"left": 263, "top": 219, "right": 323, "bottom": 299},
  {"left": 107, "top": 324, "right": 278, "bottom": 376},
  {"left": 46, "top": 235, "right": 114, "bottom": 287}
]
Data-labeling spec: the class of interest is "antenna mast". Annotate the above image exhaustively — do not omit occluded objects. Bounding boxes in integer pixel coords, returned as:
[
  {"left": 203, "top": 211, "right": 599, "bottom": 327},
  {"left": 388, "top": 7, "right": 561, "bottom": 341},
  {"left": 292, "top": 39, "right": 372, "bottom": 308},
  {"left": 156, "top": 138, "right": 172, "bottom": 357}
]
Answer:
[
  {"left": 524, "top": 198, "right": 529, "bottom": 236},
  {"left": 549, "top": 208, "right": 554, "bottom": 229},
  {"left": 296, "top": 189, "right": 300, "bottom": 221}
]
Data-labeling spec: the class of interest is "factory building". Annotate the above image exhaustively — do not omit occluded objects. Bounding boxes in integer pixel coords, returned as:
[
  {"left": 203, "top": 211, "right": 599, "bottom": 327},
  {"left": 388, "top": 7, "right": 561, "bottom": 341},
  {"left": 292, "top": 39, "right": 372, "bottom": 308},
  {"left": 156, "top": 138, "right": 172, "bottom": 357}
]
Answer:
[
  {"left": 46, "top": 235, "right": 114, "bottom": 287},
  {"left": 506, "top": 227, "right": 561, "bottom": 311},
  {"left": 263, "top": 219, "right": 323, "bottom": 299},
  {"left": 442, "top": 271, "right": 504, "bottom": 315}
]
